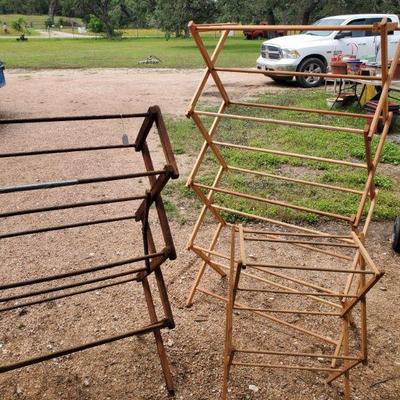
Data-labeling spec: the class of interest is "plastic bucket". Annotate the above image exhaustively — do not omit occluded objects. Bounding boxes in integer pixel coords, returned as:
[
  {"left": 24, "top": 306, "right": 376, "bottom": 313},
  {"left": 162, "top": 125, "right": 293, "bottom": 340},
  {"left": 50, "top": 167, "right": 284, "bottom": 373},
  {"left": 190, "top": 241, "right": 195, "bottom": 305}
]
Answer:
[{"left": 0, "top": 62, "right": 5, "bottom": 88}]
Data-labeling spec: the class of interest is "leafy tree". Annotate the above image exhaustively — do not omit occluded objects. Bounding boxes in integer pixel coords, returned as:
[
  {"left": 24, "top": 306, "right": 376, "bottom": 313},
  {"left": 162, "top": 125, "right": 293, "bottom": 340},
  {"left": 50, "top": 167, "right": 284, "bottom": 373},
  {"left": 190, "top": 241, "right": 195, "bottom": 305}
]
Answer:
[
  {"left": 11, "top": 17, "right": 30, "bottom": 34},
  {"left": 155, "top": 0, "right": 217, "bottom": 37},
  {"left": 79, "top": 0, "right": 124, "bottom": 38}
]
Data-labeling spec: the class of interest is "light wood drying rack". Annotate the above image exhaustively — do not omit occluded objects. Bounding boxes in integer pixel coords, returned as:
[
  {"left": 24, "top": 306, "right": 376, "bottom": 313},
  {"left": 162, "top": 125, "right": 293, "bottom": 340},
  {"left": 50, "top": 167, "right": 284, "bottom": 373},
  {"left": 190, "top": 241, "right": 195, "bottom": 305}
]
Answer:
[{"left": 184, "top": 20, "right": 400, "bottom": 399}]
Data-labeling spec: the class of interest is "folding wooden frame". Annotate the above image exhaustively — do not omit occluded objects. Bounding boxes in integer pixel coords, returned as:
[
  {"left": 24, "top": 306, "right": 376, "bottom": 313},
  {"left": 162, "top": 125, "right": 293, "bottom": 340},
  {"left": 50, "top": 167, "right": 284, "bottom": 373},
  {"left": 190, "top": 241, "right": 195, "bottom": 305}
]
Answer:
[
  {"left": 0, "top": 106, "right": 179, "bottom": 395},
  {"left": 185, "top": 20, "right": 399, "bottom": 399}
]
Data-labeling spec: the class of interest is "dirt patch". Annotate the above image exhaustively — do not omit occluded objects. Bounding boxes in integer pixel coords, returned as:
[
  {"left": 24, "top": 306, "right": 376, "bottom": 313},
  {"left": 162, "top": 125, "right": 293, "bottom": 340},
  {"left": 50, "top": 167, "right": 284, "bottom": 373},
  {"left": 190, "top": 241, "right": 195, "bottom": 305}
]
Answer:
[{"left": 0, "top": 68, "right": 282, "bottom": 120}]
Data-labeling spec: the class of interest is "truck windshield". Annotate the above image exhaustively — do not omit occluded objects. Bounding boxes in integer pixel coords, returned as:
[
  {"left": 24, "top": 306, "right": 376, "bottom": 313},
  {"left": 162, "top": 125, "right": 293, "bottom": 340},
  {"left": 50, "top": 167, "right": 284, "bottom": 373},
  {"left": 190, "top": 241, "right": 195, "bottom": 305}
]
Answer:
[{"left": 304, "top": 18, "right": 346, "bottom": 36}]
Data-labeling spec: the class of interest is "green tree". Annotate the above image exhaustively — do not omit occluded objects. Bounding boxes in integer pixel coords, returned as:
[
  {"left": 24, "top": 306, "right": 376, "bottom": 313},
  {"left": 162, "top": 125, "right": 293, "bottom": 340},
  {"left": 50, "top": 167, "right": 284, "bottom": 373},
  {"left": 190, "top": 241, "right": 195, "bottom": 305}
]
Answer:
[
  {"left": 155, "top": 0, "right": 217, "bottom": 38},
  {"left": 11, "top": 17, "right": 29, "bottom": 34}
]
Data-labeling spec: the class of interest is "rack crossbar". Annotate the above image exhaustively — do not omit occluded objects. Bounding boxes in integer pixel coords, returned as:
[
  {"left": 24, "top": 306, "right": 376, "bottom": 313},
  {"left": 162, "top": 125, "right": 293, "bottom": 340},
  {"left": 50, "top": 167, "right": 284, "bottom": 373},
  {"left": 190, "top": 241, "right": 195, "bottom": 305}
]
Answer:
[
  {"left": 235, "top": 349, "right": 359, "bottom": 361},
  {"left": 231, "top": 361, "right": 341, "bottom": 373},
  {"left": 229, "top": 101, "right": 378, "bottom": 120},
  {"left": 0, "top": 170, "right": 166, "bottom": 194},
  {"left": 195, "top": 111, "right": 364, "bottom": 134},
  {"left": 194, "top": 23, "right": 398, "bottom": 32},
  {"left": 244, "top": 236, "right": 358, "bottom": 248},
  {"left": 0, "top": 251, "right": 166, "bottom": 290},
  {"left": 237, "top": 288, "right": 358, "bottom": 298},
  {"left": 0, "top": 275, "right": 141, "bottom": 313},
  {"left": 0, "top": 113, "right": 149, "bottom": 125},
  {"left": 228, "top": 166, "right": 363, "bottom": 195},
  {"left": 0, "top": 215, "right": 137, "bottom": 239},
  {"left": 214, "top": 141, "right": 367, "bottom": 169},
  {"left": 0, "top": 266, "right": 150, "bottom": 303},
  {"left": 214, "top": 67, "right": 384, "bottom": 82},
  {"left": 246, "top": 262, "right": 374, "bottom": 275},
  {"left": 0, "top": 144, "right": 136, "bottom": 158},
  {"left": 233, "top": 306, "right": 341, "bottom": 316},
  {"left": 0, "top": 319, "right": 169, "bottom": 373},
  {"left": 194, "top": 183, "right": 353, "bottom": 221},
  {"left": 0, "top": 196, "right": 146, "bottom": 218}
]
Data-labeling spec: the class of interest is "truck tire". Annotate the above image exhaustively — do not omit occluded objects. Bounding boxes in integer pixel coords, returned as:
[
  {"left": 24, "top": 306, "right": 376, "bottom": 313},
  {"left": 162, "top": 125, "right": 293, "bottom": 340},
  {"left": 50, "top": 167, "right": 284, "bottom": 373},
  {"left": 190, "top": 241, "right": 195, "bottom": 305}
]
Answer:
[
  {"left": 271, "top": 76, "right": 293, "bottom": 83},
  {"left": 296, "top": 57, "right": 326, "bottom": 88}
]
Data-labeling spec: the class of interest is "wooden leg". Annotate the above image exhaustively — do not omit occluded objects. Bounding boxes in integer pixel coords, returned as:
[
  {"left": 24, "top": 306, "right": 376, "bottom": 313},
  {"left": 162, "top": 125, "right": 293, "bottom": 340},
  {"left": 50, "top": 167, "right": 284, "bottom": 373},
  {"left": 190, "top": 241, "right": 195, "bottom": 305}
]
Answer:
[
  {"left": 343, "top": 314, "right": 351, "bottom": 400},
  {"left": 142, "top": 276, "right": 174, "bottom": 394},
  {"left": 222, "top": 226, "right": 237, "bottom": 399},
  {"left": 186, "top": 223, "right": 224, "bottom": 307}
]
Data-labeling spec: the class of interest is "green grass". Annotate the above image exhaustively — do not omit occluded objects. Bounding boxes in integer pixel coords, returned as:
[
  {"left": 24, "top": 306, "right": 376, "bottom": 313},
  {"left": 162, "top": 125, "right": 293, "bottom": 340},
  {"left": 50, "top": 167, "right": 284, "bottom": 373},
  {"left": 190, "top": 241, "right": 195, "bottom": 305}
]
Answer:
[
  {"left": 166, "top": 90, "right": 400, "bottom": 224},
  {"left": 0, "top": 36, "right": 260, "bottom": 69}
]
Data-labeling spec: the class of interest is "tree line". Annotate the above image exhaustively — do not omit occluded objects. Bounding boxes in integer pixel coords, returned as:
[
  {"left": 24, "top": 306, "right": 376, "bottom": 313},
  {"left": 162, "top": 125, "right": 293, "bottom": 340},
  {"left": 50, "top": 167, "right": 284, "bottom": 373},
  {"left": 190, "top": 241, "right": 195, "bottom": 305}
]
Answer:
[{"left": 1, "top": 0, "right": 399, "bottom": 38}]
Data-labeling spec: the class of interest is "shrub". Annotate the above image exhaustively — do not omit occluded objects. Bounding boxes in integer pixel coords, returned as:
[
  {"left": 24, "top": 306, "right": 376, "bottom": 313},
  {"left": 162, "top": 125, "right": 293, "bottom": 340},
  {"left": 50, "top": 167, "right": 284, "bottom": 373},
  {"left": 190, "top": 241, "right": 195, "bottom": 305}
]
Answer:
[{"left": 87, "top": 15, "right": 104, "bottom": 33}]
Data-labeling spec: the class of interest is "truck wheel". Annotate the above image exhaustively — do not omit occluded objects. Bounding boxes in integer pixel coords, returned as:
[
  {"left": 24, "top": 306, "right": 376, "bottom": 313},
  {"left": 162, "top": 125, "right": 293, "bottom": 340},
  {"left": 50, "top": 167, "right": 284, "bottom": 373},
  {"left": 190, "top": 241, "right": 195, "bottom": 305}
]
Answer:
[
  {"left": 271, "top": 76, "right": 293, "bottom": 84},
  {"left": 392, "top": 216, "right": 400, "bottom": 253},
  {"left": 296, "top": 57, "right": 326, "bottom": 88}
]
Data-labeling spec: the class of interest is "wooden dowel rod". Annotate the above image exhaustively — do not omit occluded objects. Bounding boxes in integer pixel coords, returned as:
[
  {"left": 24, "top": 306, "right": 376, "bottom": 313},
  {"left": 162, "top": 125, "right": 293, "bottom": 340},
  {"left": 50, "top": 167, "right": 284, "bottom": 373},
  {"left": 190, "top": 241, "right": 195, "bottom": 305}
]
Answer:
[
  {"left": 228, "top": 222, "right": 354, "bottom": 246},
  {"left": 218, "top": 205, "right": 344, "bottom": 238},
  {"left": 214, "top": 141, "right": 367, "bottom": 169},
  {"left": 196, "top": 287, "right": 337, "bottom": 345},
  {"left": 244, "top": 236, "right": 357, "bottom": 248},
  {"left": 240, "top": 228, "right": 352, "bottom": 238},
  {"left": 235, "top": 349, "right": 359, "bottom": 361},
  {"left": 290, "top": 243, "right": 353, "bottom": 261},
  {"left": 326, "top": 360, "right": 362, "bottom": 383},
  {"left": 186, "top": 101, "right": 227, "bottom": 186},
  {"left": 191, "top": 113, "right": 228, "bottom": 169},
  {"left": 231, "top": 362, "right": 341, "bottom": 372},
  {"left": 350, "top": 232, "right": 381, "bottom": 274},
  {"left": 186, "top": 31, "right": 229, "bottom": 114},
  {"left": 191, "top": 245, "right": 231, "bottom": 261},
  {"left": 186, "top": 223, "right": 225, "bottom": 307},
  {"left": 190, "top": 183, "right": 226, "bottom": 225},
  {"left": 233, "top": 306, "right": 341, "bottom": 316},
  {"left": 355, "top": 114, "right": 391, "bottom": 227},
  {"left": 189, "top": 23, "right": 230, "bottom": 105},
  {"left": 224, "top": 264, "right": 340, "bottom": 308},
  {"left": 194, "top": 183, "right": 352, "bottom": 221},
  {"left": 228, "top": 165, "right": 364, "bottom": 195},
  {"left": 250, "top": 266, "right": 337, "bottom": 295},
  {"left": 380, "top": 22, "right": 389, "bottom": 122},
  {"left": 362, "top": 190, "right": 378, "bottom": 236},
  {"left": 193, "top": 23, "right": 397, "bottom": 32},
  {"left": 214, "top": 67, "right": 383, "bottom": 82},
  {"left": 195, "top": 110, "right": 364, "bottom": 134},
  {"left": 187, "top": 166, "right": 225, "bottom": 248},
  {"left": 230, "top": 101, "right": 378, "bottom": 120},
  {"left": 247, "top": 262, "right": 373, "bottom": 275},
  {"left": 237, "top": 288, "right": 357, "bottom": 298},
  {"left": 238, "top": 224, "right": 247, "bottom": 267}
]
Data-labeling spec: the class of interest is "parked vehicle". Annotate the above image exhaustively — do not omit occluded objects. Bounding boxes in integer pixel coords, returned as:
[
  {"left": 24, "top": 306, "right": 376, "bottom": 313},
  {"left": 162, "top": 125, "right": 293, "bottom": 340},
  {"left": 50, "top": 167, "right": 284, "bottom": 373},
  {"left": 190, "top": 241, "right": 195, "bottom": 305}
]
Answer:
[
  {"left": 256, "top": 14, "right": 400, "bottom": 88},
  {"left": 243, "top": 21, "right": 269, "bottom": 40}
]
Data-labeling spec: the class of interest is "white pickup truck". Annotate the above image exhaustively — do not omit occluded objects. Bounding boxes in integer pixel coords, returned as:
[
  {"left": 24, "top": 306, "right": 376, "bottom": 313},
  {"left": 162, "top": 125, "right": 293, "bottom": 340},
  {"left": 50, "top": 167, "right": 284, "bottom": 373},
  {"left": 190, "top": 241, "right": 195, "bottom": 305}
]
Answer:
[{"left": 256, "top": 14, "right": 400, "bottom": 88}]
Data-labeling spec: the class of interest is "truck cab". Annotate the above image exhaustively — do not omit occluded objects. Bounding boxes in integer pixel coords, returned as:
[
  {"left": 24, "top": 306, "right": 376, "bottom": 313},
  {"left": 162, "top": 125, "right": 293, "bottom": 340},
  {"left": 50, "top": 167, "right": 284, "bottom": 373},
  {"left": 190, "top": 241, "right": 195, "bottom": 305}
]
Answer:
[{"left": 256, "top": 14, "right": 400, "bottom": 87}]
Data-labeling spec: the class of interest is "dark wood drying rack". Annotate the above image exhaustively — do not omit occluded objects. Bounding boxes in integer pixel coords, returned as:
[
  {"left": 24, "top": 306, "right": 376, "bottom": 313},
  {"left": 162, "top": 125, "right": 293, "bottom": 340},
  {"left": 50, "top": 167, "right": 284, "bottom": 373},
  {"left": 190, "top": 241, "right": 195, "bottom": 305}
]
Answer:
[{"left": 0, "top": 106, "right": 179, "bottom": 395}]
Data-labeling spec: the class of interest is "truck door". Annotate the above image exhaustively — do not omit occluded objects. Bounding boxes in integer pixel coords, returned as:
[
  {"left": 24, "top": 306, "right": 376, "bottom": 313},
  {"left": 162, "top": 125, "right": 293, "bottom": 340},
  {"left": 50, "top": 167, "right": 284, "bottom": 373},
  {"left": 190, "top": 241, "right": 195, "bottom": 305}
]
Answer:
[
  {"left": 334, "top": 18, "right": 375, "bottom": 59},
  {"left": 368, "top": 17, "right": 399, "bottom": 62}
]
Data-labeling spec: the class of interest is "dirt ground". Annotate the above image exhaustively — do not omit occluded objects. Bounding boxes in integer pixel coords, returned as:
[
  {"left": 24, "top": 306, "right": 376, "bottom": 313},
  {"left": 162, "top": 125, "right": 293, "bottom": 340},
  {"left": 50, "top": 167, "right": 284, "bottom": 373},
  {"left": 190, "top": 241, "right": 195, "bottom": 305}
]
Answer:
[
  {"left": 0, "top": 69, "right": 399, "bottom": 400},
  {"left": 0, "top": 68, "right": 281, "bottom": 119}
]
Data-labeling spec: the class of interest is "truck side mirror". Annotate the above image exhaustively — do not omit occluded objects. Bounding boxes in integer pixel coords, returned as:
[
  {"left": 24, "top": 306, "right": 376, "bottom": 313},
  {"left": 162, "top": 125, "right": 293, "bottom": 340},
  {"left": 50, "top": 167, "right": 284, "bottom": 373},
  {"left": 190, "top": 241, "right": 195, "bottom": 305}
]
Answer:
[{"left": 335, "top": 31, "right": 352, "bottom": 39}]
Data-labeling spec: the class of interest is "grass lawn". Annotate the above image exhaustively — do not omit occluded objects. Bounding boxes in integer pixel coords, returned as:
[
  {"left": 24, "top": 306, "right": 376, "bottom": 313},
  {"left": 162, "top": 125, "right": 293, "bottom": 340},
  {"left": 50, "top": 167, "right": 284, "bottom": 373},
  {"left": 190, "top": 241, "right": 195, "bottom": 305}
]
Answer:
[
  {"left": 0, "top": 36, "right": 260, "bottom": 69},
  {"left": 165, "top": 89, "right": 400, "bottom": 224}
]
